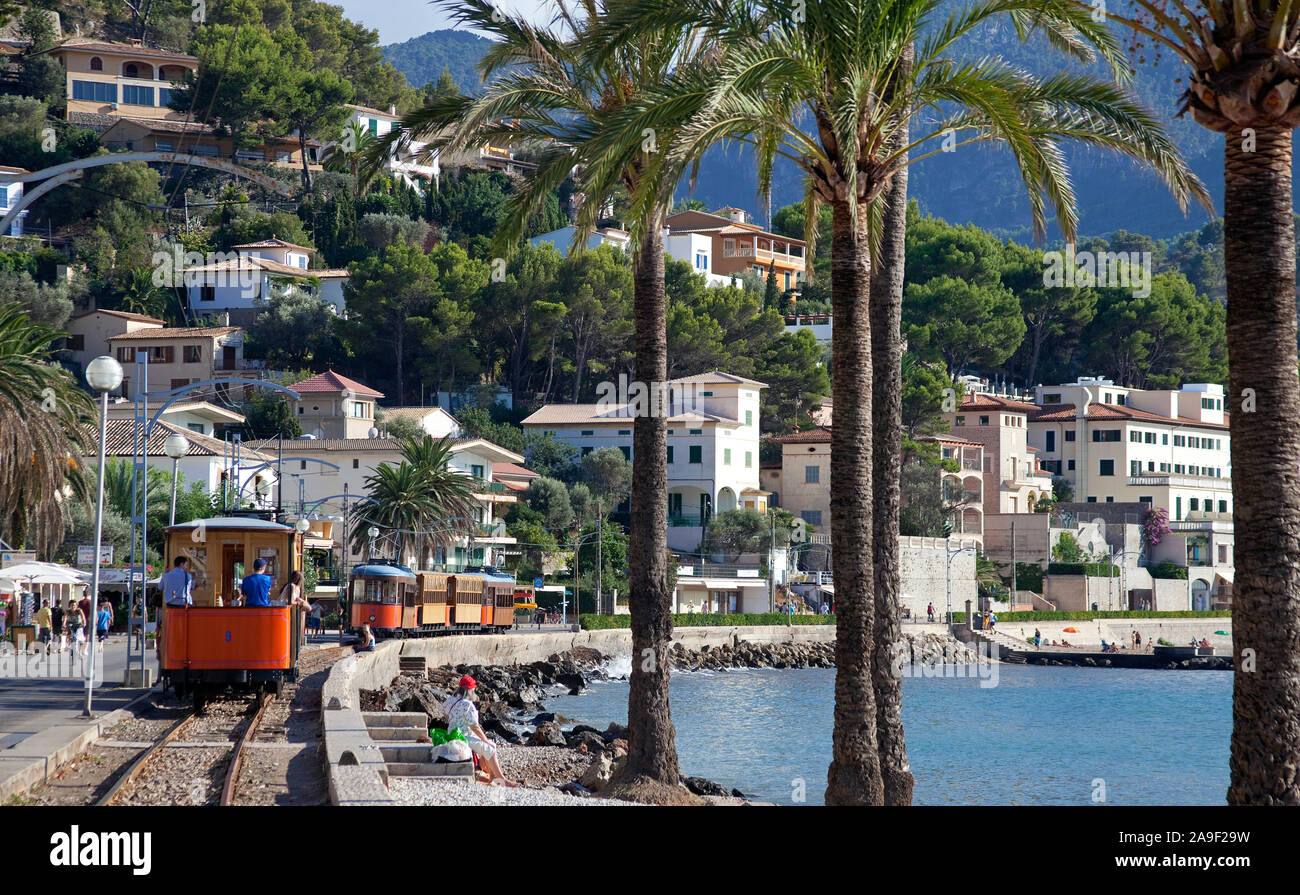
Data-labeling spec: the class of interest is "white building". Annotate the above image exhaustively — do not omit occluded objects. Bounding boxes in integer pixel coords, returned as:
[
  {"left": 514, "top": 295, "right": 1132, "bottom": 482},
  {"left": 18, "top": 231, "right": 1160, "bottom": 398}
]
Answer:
[
  {"left": 105, "top": 398, "right": 245, "bottom": 438},
  {"left": 379, "top": 405, "right": 461, "bottom": 439},
  {"left": 1028, "top": 377, "right": 1231, "bottom": 522},
  {"left": 521, "top": 371, "right": 769, "bottom": 551},
  {"left": 0, "top": 165, "right": 28, "bottom": 237},
  {"left": 87, "top": 418, "right": 278, "bottom": 503},
  {"left": 182, "top": 237, "right": 349, "bottom": 322},
  {"left": 343, "top": 103, "right": 440, "bottom": 191}
]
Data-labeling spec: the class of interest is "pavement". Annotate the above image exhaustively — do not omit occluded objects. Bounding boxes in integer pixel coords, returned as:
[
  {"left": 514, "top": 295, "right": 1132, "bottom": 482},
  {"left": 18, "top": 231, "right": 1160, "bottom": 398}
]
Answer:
[{"left": 0, "top": 633, "right": 160, "bottom": 801}]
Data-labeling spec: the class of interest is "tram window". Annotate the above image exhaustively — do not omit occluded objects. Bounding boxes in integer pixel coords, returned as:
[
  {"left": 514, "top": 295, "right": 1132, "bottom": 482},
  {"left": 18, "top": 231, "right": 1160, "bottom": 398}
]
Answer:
[{"left": 382, "top": 582, "right": 398, "bottom": 605}]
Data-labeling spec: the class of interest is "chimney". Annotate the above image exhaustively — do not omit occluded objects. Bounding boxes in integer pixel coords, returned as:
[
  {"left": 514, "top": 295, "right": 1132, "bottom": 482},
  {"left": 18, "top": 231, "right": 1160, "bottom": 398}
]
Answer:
[
  {"left": 129, "top": 38, "right": 143, "bottom": 46},
  {"left": 729, "top": 208, "right": 746, "bottom": 223},
  {"left": 389, "top": 104, "right": 396, "bottom": 116}
]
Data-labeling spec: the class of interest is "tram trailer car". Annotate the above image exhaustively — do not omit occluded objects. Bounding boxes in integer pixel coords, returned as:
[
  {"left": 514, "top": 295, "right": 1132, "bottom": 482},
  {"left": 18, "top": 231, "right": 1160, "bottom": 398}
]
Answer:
[
  {"left": 160, "top": 517, "right": 305, "bottom": 710},
  {"left": 346, "top": 568, "right": 517, "bottom": 637}
]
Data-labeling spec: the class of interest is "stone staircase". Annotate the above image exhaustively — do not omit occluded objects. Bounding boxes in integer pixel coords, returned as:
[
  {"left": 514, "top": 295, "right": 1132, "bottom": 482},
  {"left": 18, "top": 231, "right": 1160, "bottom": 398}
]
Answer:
[{"left": 362, "top": 712, "right": 473, "bottom": 779}]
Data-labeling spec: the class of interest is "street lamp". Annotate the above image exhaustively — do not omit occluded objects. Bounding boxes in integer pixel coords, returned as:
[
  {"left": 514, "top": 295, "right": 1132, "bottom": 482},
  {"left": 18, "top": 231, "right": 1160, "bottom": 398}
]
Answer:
[
  {"left": 945, "top": 539, "right": 980, "bottom": 632},
  {"left": 163, "top": 432, "right": 190, "bottom": 526},
  {"left": 83, "top": 355, "right": 123, "bottom": 718}
]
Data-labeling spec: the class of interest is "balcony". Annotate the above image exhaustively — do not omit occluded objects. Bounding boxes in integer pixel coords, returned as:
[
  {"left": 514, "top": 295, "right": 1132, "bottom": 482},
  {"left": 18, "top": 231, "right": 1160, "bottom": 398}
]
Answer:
[
  {"left": 1127, "top": 473, "right": 1230, "bottom": 489},
  {"left": 669, "top": 512, "right": 707, "bottom": 528}
]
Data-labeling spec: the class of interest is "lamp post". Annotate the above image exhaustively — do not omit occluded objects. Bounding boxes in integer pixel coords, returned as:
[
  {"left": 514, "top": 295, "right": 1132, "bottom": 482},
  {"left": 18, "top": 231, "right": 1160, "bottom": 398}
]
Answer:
[
  {"left": 83, "top": 356, "right": 123, "bottom": 717},
  {"left": 945, "top": 539, "right": 980, "bottom": 632},
  {"left": 163, "top": 432, "right": 190, "bottom": 526}
]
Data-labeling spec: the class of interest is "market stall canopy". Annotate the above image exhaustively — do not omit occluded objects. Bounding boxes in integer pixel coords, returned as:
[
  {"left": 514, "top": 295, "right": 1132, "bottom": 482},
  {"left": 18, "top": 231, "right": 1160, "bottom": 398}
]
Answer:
[{"left": 0, "top": 561, "right": 92, "bottom": 586}]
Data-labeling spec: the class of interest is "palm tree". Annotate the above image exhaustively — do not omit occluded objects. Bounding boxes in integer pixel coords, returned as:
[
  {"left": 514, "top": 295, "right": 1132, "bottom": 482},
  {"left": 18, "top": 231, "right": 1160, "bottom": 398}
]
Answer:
[
  {"left": 603, "top": 0, "right": 1206, "bottom": 804},
  {"left": 1096, "top": 0, "right": 1300, "bottom": 805},
  {"left": 366, "top": 0, "right": 720, "bottom": 801},
  {"left": 323, "top": 120, "right": 374, "bottom": 195},
  {"left": 350, "top": 435, "right": 477, "bottom": 566},
  {"left": 0, "top": 304, "right": 93, "bottom": 554}
]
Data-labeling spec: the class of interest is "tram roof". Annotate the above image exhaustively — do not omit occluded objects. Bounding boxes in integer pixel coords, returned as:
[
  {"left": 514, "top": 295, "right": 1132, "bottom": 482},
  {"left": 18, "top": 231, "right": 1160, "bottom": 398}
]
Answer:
[
  {"left": 350, "top": 563, "right": 417, "bottom": 578},
  {"left": 165, "top": 517, "right": 295, "bottom": 532}
]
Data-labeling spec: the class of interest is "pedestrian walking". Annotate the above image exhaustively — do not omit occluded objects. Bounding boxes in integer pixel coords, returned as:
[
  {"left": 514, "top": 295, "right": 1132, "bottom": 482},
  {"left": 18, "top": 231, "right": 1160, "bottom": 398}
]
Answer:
[
  {"left": 96, "top": 602, "right": 111, "bottom": 652},
  {"left": 52, "top": 601, "right": 66, "bottom": 652},
  {"left": 35, "top": 600, "right": 51, "bottom": 654},
  {"left": 927, "top": 602, "right": 935, "bottom": 623},
  {"left": 70, "top": 604, "right": 87, "bottom": 658}
]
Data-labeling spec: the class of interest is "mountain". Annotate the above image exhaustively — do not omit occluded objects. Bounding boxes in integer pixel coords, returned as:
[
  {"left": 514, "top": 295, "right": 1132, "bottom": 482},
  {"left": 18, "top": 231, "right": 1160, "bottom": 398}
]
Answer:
[
  {"left": 382, "top": 23, "right": 1258, "bottom": 241},
  {"left": 382, "top": 29, "right": 494, "bottom": 91}
]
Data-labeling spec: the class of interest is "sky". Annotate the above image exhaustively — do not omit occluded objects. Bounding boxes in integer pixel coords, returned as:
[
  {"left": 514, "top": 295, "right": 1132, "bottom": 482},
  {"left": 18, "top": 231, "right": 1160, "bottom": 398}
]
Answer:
[{"left": 337, "top": 0, "right": 552, "bottom": 45}]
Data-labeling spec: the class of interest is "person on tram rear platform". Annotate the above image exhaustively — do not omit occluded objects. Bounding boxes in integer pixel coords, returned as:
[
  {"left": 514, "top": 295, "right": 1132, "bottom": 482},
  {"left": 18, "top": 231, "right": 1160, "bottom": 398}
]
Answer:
[{"left": 241, "top": 558, "right": 274, "bottom": 607}]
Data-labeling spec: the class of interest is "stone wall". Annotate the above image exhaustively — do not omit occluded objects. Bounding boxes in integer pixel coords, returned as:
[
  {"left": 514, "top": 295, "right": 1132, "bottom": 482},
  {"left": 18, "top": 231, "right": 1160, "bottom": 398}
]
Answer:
[{"left": 899, "top": 538, "right": 975, "bottom": 618}]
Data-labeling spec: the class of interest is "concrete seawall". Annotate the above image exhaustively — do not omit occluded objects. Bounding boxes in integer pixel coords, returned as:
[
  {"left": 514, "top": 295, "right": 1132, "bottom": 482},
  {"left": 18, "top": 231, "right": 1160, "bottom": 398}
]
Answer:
[{"left": 320, "top": 625, "right": 836, "bottom": 805}]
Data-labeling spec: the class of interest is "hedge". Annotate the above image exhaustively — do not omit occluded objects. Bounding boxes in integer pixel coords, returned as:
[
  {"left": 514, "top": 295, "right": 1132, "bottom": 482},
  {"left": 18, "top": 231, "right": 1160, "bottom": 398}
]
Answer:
[
  {"left": 579, "top": 612, "right": 836, "bottom": 630},
  {"left": 1046, "top": 562, "right": 1120, "bottom": 577},
  {"left": 953, "top": 609, "right": 1232, "bottom": 623}
]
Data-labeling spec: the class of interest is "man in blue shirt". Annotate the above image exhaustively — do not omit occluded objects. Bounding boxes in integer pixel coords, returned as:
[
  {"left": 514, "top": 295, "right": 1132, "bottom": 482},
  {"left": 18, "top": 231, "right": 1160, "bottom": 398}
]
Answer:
[
  {"left": 240, "top": 558, "right": 273, "bottom": 607},
  {"left": 160, "top": 557, "right": 192, "bottom": 607}
]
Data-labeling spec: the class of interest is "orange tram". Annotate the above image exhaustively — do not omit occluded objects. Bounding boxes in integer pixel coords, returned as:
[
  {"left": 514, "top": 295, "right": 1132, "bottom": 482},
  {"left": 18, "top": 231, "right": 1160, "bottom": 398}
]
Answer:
[
  {"left": 159, "top": 515, "right": 306, "bottom": 711},
  {"left": 348, "top": 564, "right": 523, "bottom": 637}
]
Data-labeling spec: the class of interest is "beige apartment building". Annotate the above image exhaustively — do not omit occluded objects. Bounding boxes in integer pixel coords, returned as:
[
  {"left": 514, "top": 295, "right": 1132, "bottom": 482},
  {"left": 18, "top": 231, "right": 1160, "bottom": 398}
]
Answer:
[
  {"left": 288, "top": 371, "right": 382, "bottom": 440},
  {"left": 106, "top": 325, "right": 253, "bottom": 401},
  {"left": 48, "top": 39, "right": 197, "bottom": 124},
  {"left": 925, "top": 433, "right": 985, "bottom": 541},
  {"left": 665, "top": 208, "right": 807, "bottom": 291},
  {"left": 944, "top": 393, "right": 1054, "bottom": 515},
  {"left": 771, "top": 427, "right": 831, "bottom": 533},
  {"left": 62, "top": 309, "right": 166, "bottom": 382},
  {"left": 1028, "top": 377, "right": 1231, "bottom": 522}
]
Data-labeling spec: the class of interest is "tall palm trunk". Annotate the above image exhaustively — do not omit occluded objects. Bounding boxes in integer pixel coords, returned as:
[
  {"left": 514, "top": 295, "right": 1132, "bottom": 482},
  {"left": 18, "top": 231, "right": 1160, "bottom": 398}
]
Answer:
[
  {"left": 623, "top": 208, "right": 680, "bottom": 789},
  {"left": 1224, "top": 126, "right": 1300, "bottom": 805},
  {"left": 870, "top": 53, "right": 914, "bottom": 805},
  {"left": 825, "top": 196, "right": 885, "bottom": 806}
]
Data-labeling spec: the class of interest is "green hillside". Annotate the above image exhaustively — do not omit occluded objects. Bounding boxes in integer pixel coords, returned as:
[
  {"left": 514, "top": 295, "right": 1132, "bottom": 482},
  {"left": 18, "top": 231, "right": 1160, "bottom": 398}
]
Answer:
[{"left": 381, "top": 28, "right": 494, "bottom": 91}]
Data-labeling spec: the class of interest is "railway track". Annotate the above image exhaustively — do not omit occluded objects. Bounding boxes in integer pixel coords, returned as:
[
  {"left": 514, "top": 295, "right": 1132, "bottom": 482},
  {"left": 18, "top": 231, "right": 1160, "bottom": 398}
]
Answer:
[{"left": 99, "top": 645, "right": 350, "bottom": 807}]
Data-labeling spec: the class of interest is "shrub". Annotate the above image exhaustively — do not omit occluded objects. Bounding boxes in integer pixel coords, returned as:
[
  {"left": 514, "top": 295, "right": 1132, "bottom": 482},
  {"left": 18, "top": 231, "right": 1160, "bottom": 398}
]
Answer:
[
  {"left": 579, "top": 612, "right": 835, "bottom": 629},
  {"left": 952, "top": 610, "right": 1231, "bottom": 623},
  {"left": 1046, "top": 562, "right": 1119, "bottom": 577},
  {"left": 1148, "top": 560, "right": 1188, "bottom": 580}
]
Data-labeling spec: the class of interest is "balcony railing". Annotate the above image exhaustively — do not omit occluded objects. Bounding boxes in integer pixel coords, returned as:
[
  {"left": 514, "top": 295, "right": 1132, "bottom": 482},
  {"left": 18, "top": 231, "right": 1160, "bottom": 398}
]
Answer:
[
  {"left": 723, "top": 245, "right": 755, "bottom": 258},
  {"left": 1127, "top": 474, "right": 1230, "bottom": 489},
  {"left": 669, "top": 512, "right": 707, "bottom": 527}
]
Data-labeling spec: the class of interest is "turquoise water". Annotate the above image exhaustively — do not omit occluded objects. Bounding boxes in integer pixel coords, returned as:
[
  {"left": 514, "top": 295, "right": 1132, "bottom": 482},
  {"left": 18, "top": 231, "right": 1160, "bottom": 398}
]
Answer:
[{"left": 548, "top": 664, "right": 1233, "bottom": 805}]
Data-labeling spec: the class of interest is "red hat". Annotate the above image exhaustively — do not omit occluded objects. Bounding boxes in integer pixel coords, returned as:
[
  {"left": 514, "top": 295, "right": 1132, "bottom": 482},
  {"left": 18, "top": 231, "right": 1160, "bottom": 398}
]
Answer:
[{"left": 459, "top": 675, "right": 477, "bottom": 690}]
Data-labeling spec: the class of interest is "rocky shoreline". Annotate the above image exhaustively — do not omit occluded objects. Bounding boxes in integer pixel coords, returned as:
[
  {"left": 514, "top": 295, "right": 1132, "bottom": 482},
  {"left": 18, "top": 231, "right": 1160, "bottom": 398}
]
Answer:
[{"left": 360, "top": 633, "right": 982, "bottom": 803}]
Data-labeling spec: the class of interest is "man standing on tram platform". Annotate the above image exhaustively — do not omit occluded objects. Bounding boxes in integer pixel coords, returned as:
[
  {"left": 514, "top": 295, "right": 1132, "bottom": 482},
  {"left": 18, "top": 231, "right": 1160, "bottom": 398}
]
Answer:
[{"left": 241, "top": 558, "right": 273, "bottom": 607}]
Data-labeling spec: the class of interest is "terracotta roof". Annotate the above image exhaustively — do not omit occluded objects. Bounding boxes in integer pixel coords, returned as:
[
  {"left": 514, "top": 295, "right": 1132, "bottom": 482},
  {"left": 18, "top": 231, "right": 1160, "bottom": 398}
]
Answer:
[
  {"left": 492, "top": 462, "right": 538, "bottom": 478},
  {"left": 1029, "top": 403, "right": 1230, "bottom": 431},
  {"left": 665, "top": 210, "right": 806, "bottom": 245},
  {"left": 0, "top": 164, "right": 29, "bottom": 175},
  {"left": 290, "top": 438, "right": 402, "bottom": 452},
  {"left": 381, "top": 406, "right": 455, "bottom": 423},
  {"left": 51, "top": 40, "right": 198, "bottom": 62},
  {"left": 87, "top": 418, "right": 271, "bottom": 460},
  {"left": 232, "top": 237, "right": 316, "bottom": 253},
  {"left": 108, "top": 116, "right": 214, "bottom": 135},
  {"left": 182, "top": 256, "right": 348, "bottom": 278},
  {"left": 958, "top": 395, "right": 1039, "bottom": 412},
  {"left": 346, "top": 103, "right": 399, "bottom": 119},
  {"left": 69, "top": 308, "right": 165, "bottom": 325},
  {"left": 289, "top": 370, "right": 383, "bottom": 398},
  {"left": 670, "top": 370, "right": 767, "bottom": 389},
  {"left": 110, "top": 326, "right": 239, "bottom": 341},
  {"left": 772, "top": 426, "right": 833, "bottom": 444},
  {"left": 922, "top": 434, "right": 983, "bottom": 447}
]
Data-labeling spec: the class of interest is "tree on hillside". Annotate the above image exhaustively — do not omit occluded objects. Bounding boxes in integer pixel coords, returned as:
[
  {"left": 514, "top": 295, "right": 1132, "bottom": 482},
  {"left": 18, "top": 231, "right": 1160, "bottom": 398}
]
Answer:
[
  {"left": 272, "top": 66, "right": 355, "bottom": 190},
  {"left": 903, "top": 276, "right": 1026, "bottom": 377},
  {"left": 172, "top": 24, "right": 293, "bottom": 150},
  {"left": 344, "top": 240, "right": 439, "bottom": 403}
]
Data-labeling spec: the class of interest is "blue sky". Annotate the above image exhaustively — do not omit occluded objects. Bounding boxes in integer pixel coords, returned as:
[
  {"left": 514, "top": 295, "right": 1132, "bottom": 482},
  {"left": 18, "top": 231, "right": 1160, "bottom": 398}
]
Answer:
[{"left": 337, "top": 0, "right": 552, "bottom": 44}]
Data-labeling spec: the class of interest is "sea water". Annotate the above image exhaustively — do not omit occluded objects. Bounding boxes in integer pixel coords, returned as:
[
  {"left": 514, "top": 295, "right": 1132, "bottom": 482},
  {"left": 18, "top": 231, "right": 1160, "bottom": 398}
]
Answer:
[{"left": 547, "top": 664, "right": 1233, "bottom": 805}]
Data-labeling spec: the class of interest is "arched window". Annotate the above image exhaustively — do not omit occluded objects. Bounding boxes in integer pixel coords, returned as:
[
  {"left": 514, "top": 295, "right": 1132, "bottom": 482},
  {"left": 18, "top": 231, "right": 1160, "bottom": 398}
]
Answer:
[
  {"left": 89, "top": 57, "right": 103, "bottom": 71},
  {"left": 124, "top": 62, "right": 138, "bottom": 77}
]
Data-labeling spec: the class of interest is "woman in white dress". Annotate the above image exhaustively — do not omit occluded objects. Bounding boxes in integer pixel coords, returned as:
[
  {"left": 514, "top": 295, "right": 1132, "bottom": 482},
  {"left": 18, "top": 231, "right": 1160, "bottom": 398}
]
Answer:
[{"left": 440, "top": 676, "right": 519, "bottom": 787}]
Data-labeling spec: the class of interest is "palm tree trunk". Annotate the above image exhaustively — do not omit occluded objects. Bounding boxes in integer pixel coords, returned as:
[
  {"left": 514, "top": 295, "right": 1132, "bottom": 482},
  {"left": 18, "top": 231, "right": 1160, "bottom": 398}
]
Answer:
[
  {"left": 825, "top": 195, "right": 885, "bottom": 806},
  {"left": 623, "top": 208, "right": 680, "bottom": 791},
  {"left": 870, "top": 89, "right": 914, "bottom": 806},
  {"left": 1224, "top": 126, "right": 1300, "bottom": 805},
  {"left": 300, "top": 131, "right": 312, "bottom": 192}
]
